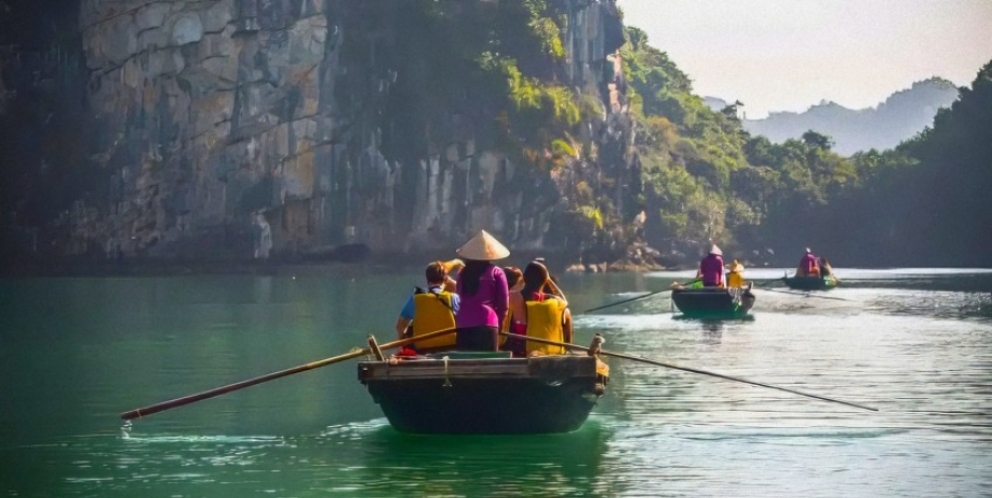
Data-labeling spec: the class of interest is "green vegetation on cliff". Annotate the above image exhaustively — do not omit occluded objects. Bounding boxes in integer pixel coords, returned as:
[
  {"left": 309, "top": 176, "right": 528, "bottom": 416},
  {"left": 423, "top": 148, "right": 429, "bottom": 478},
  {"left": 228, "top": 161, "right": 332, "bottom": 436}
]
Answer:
[{"left": 619, "top": 25, "right": 990, "bottom": 267}]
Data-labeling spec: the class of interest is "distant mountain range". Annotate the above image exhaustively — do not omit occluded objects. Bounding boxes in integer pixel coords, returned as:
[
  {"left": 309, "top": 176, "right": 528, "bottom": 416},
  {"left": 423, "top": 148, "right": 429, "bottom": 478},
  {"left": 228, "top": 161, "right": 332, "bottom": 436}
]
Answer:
[{"left": 706, "top": 78, "right": 961, "bottom": 156}]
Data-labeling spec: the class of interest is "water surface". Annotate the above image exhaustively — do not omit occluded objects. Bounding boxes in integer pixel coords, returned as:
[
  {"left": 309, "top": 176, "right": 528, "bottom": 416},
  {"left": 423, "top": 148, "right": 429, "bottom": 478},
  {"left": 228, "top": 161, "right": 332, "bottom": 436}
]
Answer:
[{"left": 1, "top": 268, "right": 990, "bottom": 497}]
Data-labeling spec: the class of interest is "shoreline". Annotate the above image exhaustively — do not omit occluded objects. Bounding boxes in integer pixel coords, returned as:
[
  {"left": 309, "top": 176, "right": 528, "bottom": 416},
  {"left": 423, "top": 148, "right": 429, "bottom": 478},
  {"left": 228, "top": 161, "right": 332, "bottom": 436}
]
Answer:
[{"left": 0, "top": 251, "right": 676, "bottom": 279}]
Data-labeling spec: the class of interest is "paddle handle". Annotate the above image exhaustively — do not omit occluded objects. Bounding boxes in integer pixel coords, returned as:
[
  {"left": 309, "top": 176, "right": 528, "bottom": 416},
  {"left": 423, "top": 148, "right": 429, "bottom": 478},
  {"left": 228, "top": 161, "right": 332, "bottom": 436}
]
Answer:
[{"left": 120, "top": 328, "right": 457, "bottom": 420}]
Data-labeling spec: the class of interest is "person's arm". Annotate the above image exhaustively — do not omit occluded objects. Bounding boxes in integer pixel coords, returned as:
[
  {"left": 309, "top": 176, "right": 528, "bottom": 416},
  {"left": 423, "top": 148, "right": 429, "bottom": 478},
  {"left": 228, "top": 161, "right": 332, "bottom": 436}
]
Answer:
[
  {"left": 562, "top": 308, "right": 573, "bottom": 344},
  {"left": 545, "top": 278, "right": 568, "bottom": 306},
  {"left": 493, "top": 268, "right": 509, "bottom": 350},
  {"left": 395, "top": 317, "right": 411, "bottom": 339},
  {"left": 443, "top": 275, "right": 457, "bottom": 293},
  {"left": 396, "top": 294, "right": 415, "bottom": 339}
]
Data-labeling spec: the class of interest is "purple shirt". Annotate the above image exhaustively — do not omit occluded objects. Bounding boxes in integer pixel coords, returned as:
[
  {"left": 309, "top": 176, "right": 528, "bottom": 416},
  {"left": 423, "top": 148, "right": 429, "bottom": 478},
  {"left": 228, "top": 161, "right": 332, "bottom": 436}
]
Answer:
[
  {"left": 456, "top": 265, "right": 508, "bottom": 329},
  {"left": 699, "top": 254, "right": 725, "bottom": 286},
  {"left": 800, "top": 253, "right": 819, "bottom": 274}
]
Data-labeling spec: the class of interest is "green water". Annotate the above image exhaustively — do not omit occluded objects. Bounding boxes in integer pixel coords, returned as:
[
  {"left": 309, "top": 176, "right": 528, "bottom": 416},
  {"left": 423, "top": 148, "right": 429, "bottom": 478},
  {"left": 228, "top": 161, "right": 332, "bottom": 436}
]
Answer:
[{"left": 1, "top": 268, "right": 991, "bottom": 497}]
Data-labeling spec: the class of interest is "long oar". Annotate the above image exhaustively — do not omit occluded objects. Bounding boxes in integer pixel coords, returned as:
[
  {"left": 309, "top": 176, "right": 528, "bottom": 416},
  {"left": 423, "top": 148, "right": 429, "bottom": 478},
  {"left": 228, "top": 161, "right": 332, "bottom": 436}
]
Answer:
[
  {"left": 584, "top": 278, "right": 701, "bottom": 314},
  {"left": 120, "top": 328, "right": 457, "bottom": 420},
  {"left": 501, "top": 332, "right": 877, "bottom": 412},
  {"left": 760, "top": 286, "right": 850, "bottom": 302}
]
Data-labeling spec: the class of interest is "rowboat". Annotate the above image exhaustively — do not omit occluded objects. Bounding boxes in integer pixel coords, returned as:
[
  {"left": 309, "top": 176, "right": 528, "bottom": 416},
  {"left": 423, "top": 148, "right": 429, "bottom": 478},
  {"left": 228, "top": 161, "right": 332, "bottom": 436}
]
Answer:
[
  {"left": 358, "top": 350, "right": 610, "bottom": 434},
  {"left": 670, "top": 285, "right": 756, "bottom": 318},
  {"left": 784, "top": 274, "right": 839, "bottom": 291}
]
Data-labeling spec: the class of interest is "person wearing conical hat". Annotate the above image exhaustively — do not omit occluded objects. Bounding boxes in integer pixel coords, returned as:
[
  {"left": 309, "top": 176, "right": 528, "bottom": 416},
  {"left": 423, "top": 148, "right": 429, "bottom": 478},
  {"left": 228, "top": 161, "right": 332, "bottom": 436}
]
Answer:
[
  {"left": 454, "top": 230, "right": 510, "bottom": 351},
  {"left": 696, "top": 244, "right": 725, "bottom": 287},
  {"left": 727, "top": 259, "right": 746, "bottom": 288},
  {"left": 797, "top": 247, "right": 820, "bottom": 277}
]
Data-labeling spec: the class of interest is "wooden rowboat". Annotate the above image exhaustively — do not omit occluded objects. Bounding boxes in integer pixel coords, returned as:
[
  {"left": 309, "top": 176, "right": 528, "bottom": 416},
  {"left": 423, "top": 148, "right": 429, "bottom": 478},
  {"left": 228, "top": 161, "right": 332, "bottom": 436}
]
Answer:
[
  {"left": 784, "top": 274, "right": 839, "bottom": 291},
  {"left": 670, "top": 285, "right": 756, "bottom": 318},
  {"left": 358, "top": 351, "right": 609, "bottom": 434}
]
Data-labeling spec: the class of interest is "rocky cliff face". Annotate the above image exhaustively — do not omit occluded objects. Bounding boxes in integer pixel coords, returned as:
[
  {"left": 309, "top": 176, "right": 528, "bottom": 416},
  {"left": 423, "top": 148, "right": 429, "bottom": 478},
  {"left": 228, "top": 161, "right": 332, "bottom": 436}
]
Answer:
[{"left": 2, "top": 0, "right": 629, "bottom": 264}]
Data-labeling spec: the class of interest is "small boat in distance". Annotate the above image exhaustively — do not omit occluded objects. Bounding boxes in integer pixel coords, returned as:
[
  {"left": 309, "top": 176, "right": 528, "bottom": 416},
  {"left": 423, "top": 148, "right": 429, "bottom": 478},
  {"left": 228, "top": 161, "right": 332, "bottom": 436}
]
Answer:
[
  {"left": 783, "top": 273, "right": 839, "bottom": 291},
  {"left": 670, "top": 284, "right": 756, "bottom": 319},
  {"left": 358, "top": 348, "right": 609, "bottom": 435}
]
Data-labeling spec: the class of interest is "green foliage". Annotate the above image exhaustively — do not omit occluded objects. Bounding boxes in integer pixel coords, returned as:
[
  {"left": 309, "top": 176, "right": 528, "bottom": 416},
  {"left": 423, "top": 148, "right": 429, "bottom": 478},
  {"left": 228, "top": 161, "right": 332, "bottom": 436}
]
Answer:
[{"left": 579, "top": 205, "right": 605, "bottom": 230}]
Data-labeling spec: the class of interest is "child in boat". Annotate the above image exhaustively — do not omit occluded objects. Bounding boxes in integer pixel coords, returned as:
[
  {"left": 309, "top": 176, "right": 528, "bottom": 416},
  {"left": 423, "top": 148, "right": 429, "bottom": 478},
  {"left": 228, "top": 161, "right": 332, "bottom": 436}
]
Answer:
[{"left": 727, "top": 260, "right": 746, "bottom": 288}]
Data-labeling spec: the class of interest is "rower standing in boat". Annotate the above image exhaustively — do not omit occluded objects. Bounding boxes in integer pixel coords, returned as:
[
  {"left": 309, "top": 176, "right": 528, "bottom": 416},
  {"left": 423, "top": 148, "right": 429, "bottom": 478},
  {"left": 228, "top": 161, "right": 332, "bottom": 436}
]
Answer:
[
  {"left": 454, "top": 230, "right": 510, "bottom": 352},
  {"left": 697, "top": 244, "right": 726, "bottom": 287},
  {"left": 394, "top": 261, "right": 461, "bottom": 352},
  {"left": 797, "top": 248, "right": 821, "bottom": 277}
]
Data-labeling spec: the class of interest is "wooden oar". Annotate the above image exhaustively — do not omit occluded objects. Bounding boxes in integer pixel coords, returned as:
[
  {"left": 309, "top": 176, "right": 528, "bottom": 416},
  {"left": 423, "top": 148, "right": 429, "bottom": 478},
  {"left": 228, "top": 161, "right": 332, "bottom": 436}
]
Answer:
[
  {"left": 120, "top": 328, "right": 457, "bottom": 420},
  {"left": 500, "top": 332, "right": 877, "bottom": 412},
  {"left": 583, "top": 278, "right": 701, "bottom": 314},
  {"left": 760, "top": 287, "right": 850, "bottom": 301}
]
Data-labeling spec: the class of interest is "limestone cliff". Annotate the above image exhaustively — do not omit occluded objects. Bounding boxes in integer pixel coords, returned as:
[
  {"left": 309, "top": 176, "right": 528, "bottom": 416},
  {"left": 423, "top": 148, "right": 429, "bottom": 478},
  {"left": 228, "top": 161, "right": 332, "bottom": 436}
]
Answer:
[{"left": 1, "top": 0, "right": 631, "bottom": 265}]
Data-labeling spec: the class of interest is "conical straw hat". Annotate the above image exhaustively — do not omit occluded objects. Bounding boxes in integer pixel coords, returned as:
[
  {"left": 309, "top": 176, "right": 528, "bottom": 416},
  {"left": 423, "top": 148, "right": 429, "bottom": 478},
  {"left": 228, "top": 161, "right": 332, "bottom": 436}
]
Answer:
[
  {"left": 456, "top": 230, "right": 510, "bottom": 261},
  {"left": 709, "top": 244, "right": 722, "bottom": 256},
  {"left": 730, "top": 260, "right": 745, "bottom": 272}
]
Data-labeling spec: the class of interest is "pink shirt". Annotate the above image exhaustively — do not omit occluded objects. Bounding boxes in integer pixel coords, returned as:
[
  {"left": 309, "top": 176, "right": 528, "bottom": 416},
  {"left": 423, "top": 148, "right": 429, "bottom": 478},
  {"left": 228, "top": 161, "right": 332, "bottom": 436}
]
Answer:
[
  {"left": 456, "top": 265, "right": 509, "bottom": 329},
  {"left": 699, "top": 254, "right": 725, "bottom": 286},
  {"left": 800, "top": 253, "right": 819, "bottom": 274}
]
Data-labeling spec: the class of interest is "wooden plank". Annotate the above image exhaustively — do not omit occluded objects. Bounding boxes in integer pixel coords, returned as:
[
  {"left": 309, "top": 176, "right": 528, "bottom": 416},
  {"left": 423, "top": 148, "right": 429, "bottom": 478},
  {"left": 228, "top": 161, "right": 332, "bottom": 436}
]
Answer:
[{"left": 358, "top": 356, "right": 597, "bottom": 381}]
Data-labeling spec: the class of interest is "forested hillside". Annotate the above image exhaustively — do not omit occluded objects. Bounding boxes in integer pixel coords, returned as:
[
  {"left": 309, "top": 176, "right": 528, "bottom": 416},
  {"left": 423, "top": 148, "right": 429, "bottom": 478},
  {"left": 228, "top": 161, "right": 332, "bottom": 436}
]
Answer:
[
  {"left": 619, "top": 26, "right": 990, "bottom": 267},
  {"left": 1, "top": 2, "right": 988, "bottom": 272},
  {"left": 740, "top": 78, "right": 960, "bottom": 156}
]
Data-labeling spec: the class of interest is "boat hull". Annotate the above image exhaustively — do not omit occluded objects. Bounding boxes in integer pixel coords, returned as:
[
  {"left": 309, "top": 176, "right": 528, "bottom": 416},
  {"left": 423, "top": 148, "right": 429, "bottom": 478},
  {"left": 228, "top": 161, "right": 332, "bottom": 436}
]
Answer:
[
  {"left": 784, "top": 275, "right": 838, "bottom": 291},
  {"left": 358, "top": 355, "right": 607, "bottom": 434},
  {"left": 671, "top": 287, "right": 755, "bottom": 318}
]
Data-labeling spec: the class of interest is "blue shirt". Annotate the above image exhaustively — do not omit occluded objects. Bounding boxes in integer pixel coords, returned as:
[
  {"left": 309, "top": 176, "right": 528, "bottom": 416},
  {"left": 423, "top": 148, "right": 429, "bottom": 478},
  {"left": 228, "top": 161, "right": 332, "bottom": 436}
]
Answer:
[{"left": 399, "top": 286, "right": 460, "bottom": 320}]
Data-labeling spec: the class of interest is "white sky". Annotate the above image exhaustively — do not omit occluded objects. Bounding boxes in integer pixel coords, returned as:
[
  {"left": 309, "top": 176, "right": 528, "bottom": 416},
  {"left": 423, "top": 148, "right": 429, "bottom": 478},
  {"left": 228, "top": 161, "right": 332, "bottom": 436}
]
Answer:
[{"left": 616, "top": 0, "right": 992, "bottom": 118}]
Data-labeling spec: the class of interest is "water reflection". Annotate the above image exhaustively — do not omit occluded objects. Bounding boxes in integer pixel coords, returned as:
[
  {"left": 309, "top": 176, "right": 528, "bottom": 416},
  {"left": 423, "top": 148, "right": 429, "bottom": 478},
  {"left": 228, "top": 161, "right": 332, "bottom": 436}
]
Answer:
[{"left": 328, "top": 421, "right": 613, "bottom": 497}]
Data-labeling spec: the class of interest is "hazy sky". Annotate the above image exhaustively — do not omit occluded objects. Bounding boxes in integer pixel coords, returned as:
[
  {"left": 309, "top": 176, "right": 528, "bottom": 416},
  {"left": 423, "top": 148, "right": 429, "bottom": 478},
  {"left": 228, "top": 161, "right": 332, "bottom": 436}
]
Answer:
[{"left": 616, "top": 0, "right": 992, "bottom": 118}]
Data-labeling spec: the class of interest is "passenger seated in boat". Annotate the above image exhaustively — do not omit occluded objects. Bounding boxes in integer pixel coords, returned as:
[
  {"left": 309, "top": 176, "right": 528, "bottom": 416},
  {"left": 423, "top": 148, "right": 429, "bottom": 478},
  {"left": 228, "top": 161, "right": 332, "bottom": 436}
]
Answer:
[
  {"left": 502, "top": 266, "right": 527, "bottom": 356},
  {"left": 797, "top": 248, "right": 820, "bottom": 277},
  {"left": 395, "top": 261, "right": 461, "bottom": 352},
  {"left": 726, "top": 259, "right": 746, "bottom": 288},
  {"left": 514, "top": 261, "right": 572, "bottom": 357},
  {"left": 454, "top": 230, "right": 510, "bottom": 352},
  {"left": 696, "top": 244, "right": 725, "bottom": 287},
  {"left": 819, "top": 257, "right": 833, "bottom": 278}
]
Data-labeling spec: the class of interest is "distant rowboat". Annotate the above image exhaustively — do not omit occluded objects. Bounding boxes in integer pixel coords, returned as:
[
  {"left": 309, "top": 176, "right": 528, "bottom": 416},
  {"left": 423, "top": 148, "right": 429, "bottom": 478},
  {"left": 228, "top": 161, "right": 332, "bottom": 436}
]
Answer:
[
  {"left": 784, "top": 274, "right": 839, "bottom": 291},
  {"left": 670, "top": 285, "right": 756, "bottom": 318}
]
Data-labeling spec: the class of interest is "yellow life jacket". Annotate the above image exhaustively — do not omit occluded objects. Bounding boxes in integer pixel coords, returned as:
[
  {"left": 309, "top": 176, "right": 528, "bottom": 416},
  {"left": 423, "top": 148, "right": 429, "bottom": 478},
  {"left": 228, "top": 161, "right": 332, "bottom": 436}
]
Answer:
[
  {"left": 412, "top": 289, "right": 457, "bottom": 350},
  {"left": 524, "top": 297, "right": 567, "bottom": 356},
  {"left": 727, "top": 271, "right": 745, "bottom": 288}
]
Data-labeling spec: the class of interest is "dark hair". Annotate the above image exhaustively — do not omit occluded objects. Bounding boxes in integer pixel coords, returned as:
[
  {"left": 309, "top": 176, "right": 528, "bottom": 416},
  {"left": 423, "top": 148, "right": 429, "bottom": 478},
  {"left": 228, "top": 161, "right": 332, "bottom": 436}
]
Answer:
[
  {"left": 459, "top": 259, "right": 491, "bottom": 296},
  {"left": 503, "top": 266, "right": 523, "bottom": 289},
  {"left": 522, "top": 262, "right": 549, "bottom": 300},
  {"left": 425, "top": 261, "right": 446, "bottom": 285}
]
